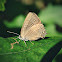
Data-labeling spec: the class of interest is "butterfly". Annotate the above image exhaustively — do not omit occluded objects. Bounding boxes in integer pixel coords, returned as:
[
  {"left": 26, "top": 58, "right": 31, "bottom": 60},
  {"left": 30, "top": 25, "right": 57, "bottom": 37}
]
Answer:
[{"left": 7, "top": 12, "right": 46, "bottom": 49}]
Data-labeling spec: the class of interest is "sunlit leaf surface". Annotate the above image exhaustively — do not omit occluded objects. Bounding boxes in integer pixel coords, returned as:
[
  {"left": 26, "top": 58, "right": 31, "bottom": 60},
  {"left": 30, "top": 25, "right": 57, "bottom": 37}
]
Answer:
[{"left": 0, "top": 36, "right": 62, "bottom": 62}]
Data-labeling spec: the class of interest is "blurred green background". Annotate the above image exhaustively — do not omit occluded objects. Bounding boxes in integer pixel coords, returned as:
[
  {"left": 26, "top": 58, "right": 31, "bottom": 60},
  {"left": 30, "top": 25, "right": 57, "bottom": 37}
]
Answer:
[
  {"left": 0, "top": 0, "right": 62, "bottom": 37},
  {"left": 0, "top": 0, "right": 62, "bottom": 62}
]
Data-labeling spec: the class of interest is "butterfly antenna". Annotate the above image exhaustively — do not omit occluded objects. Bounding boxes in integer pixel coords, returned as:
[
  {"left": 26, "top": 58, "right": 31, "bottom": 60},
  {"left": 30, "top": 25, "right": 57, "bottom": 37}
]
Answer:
[{"left": 7, "top": 31, "right": 19, "bottom": 35}]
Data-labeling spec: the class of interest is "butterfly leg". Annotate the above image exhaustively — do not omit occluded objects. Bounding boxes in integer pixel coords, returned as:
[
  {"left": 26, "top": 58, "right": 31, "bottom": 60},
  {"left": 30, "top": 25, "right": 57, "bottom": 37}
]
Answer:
[
  {"left": 24, "top": 41, "right": 27, "bottom": 47},
  {"left": 11, "top": 38, "right": 19, "bottom": 49},
  {"left": 30, "top": 41, "right": 34, "bottom": 45}
]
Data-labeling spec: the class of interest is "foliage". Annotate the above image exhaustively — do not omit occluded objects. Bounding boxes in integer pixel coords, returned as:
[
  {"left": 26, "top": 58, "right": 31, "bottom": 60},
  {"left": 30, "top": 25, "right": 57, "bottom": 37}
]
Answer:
[
  {"left": 4, "top": 15, "right": 25, "bottom": 28},
  {"left": 0, "top": 36, "right": 62, "bottom": 62},
  {"left": 0, "top": 0, "right": 6, "bottom": 11},
  {"left": 0, "top": 0, "right": 62, "bottom": 62},
  {"left": 39, "top": 4, "right": 62, "bottom": 36}
]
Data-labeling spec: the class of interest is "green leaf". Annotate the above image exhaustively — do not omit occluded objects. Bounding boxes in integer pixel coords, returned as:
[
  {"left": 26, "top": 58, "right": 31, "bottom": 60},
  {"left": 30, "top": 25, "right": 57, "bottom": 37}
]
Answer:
[
  {"left": 39, "top": 4, "right": 62, "bottom": 26},
  {"left": 46, "top": 24, "right": 62, "bottom": 37},
  {"left": 4, "top": 15, "right": 25, "bottom": 28},
  {"left": 0, "top": 36, "right": 62, "bottom": 62},
  {"left": 38, "top": 4, "right": 62, "bottom": 36},
  {"left": 0, "top": 0, "right": 6, "bottom": 11}
]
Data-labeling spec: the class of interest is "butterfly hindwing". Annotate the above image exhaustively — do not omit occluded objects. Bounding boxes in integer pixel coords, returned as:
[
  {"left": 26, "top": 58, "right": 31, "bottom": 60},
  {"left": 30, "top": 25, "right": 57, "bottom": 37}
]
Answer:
[{"left": 23, "top": 24, "right": 46, "bottom": 40}]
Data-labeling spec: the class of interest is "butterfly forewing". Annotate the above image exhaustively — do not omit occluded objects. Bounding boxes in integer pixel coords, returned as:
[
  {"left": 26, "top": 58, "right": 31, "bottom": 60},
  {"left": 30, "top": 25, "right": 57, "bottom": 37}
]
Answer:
[{"left": 21, "top": 12, "right": 41, "bottom": 38}]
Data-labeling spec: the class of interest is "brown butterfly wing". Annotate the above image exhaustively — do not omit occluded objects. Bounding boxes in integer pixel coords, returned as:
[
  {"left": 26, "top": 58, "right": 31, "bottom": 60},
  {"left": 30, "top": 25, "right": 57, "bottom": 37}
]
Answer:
[
  {"left": 24, "top": 24, "right": 46, "bottom": 40},
  {"left": 21, "top": 12, "right": 41, "bottom": 38}
]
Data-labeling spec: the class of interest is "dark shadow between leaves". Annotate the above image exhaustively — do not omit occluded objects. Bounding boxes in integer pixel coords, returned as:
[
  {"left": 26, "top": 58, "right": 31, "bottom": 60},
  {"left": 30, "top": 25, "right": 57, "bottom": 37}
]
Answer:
[
  {"left": 55, "top": 24, "right": 62, "bottom": 33},
  {"left": 0, "top": 20, "right": 21, "bottom": 38},
  {"left": 55, "top": 53, "right": 62, "bottom": 62},
  {"left": 40, "top": 41, "right": 62, "bottom": 62}
]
